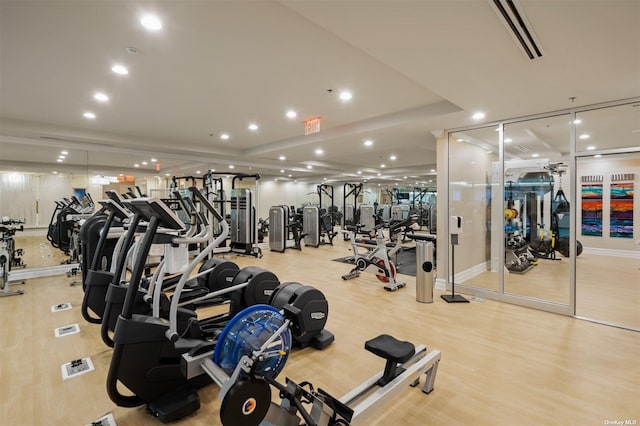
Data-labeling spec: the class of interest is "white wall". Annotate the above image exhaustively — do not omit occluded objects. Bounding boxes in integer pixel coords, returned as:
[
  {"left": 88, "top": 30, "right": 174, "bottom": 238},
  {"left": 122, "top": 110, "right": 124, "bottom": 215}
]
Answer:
[
  {"left": 447, "top": 139, "right": 497, "bottom": 274},
  {"left": 256, "top": 180, "right": 318, "bottom": 220},
  {"left": 0, "top": 171, "right": 77, "bottom": 228}
]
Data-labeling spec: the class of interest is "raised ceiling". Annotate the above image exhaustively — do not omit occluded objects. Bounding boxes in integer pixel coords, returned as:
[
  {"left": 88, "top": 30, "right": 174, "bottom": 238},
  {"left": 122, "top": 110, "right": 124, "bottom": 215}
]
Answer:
[{"left": 1, "top": 1, "right": 638, "bottom": 184}]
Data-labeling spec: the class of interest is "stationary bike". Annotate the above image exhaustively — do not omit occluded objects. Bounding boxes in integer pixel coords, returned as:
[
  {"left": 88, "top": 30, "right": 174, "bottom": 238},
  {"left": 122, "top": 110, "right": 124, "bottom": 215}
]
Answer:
[
  {"left": 0, "top": 218, "right": 26, "bottom": 297},
  {"left": 341, "top": 215, "right": 417, "bottom": 291}
]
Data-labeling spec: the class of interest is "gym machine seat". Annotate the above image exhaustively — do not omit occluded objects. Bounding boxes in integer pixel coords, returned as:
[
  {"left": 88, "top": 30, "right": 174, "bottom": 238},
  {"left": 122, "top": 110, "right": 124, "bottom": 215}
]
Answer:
[{"left": 365, "top": 334, "right": 415, "bottom": 386}]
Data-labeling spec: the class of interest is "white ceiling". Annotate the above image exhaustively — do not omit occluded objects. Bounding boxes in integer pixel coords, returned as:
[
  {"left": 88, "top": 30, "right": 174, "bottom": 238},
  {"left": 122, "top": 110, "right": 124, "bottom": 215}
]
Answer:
[{"left": 1, "top": 0, "right": 638, "bottom": 184}]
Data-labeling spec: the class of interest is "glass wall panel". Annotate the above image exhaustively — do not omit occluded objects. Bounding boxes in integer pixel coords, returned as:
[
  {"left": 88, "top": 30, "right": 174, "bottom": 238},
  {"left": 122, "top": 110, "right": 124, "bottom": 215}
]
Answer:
[
  {"left": 503, "top": 114, "right": 571, "bottom": 305},
  {"left": 575, "top": 103, "right": 640, "bottom": 152},
  {"left": 576, "top": 153, "right": 640, "bottom": 330},
  {"left": 448, "top": 126, "right": 500, "bottom": 292}
]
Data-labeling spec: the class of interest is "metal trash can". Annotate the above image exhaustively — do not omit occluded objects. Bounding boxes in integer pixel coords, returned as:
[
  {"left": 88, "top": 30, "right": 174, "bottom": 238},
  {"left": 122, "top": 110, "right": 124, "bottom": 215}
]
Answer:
[{"left": 416, "top": 241, "right": 434, "bottom": 303}]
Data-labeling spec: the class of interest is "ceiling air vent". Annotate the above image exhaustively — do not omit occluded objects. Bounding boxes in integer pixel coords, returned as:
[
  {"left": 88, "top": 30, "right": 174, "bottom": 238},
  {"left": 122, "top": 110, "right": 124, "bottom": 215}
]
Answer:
[{"left": 489, "top": 0, "right": 543, "bottom": 60}]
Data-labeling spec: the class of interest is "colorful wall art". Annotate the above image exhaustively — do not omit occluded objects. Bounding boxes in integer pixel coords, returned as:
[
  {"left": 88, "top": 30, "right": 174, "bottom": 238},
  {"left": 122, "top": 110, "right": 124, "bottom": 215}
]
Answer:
[
  {"left": 610, "top": 182, "right": 634, "bottom": 238},
  {"left": 581, "top": 184, "right": 603, "bottom": 236}
]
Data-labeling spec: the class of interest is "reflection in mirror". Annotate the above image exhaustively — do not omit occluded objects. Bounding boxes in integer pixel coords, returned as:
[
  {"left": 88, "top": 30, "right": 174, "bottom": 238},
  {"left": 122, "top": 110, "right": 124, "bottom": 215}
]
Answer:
[
  {"left": 448, "top": 126, "right": 500, "bottom": 292},
  {"left": 0, "top": 143, "right": 90, "bottom": 270},
  {"left": 503, "top": 114, "right": 571, "bottom": 305}
]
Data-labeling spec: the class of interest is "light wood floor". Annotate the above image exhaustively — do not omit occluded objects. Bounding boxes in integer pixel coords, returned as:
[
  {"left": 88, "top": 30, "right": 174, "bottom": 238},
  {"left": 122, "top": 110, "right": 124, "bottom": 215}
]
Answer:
[
  {"left": 1, "top": 239, "right": 639, "bottom": 426},
  {"left": 12, "top": 234, "right": 71, "bottom": 269},
  {"left": 459, "top": 252, "right": 640, "bottom": 329}
]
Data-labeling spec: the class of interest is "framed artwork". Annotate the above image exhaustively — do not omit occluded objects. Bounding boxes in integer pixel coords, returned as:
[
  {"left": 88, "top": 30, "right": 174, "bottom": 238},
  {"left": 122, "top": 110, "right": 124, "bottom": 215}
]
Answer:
[
  {"left": 610, "top": 182, "right": 633, "bottom": 238},
  {"left": 581, "top": 184, "right": 603, "bottom": 236}
]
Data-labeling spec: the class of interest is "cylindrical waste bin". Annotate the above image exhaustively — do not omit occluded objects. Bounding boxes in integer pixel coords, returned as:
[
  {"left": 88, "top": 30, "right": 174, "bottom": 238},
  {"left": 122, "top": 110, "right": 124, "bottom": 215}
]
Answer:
[{"left": 416, "top": 241, "right": 434, "bottom": 303}]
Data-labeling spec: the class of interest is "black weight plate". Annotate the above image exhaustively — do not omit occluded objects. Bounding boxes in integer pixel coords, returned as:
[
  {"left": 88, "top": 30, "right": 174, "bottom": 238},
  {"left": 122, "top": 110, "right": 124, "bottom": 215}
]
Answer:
[{"left": 220, "top": 377, "right": 271, "bottom": 426}]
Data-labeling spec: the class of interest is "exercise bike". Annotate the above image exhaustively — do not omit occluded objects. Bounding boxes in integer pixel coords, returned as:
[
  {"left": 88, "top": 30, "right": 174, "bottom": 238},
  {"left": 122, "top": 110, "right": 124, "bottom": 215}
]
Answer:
[
  {"left": 209, "top": 304, "right": 441, "bottom": 426},
  {"left": 0, "top": 219, "right": 26, "bottom": 297},
  {"left": 341, "top": 216, "right": 417, "bottom": 291}
]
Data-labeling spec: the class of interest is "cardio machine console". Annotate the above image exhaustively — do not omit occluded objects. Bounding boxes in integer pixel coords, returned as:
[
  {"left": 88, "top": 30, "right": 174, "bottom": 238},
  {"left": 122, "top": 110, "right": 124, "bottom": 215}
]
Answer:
[{"left": 129, "top": 198, "right": 185, "bottom": 231}]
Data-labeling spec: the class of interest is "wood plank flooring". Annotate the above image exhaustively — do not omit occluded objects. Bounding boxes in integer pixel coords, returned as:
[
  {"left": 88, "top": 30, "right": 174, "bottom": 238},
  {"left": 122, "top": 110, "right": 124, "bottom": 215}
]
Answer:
[{"left": 1, "top": 239, "right": 638, "bottom": 426}]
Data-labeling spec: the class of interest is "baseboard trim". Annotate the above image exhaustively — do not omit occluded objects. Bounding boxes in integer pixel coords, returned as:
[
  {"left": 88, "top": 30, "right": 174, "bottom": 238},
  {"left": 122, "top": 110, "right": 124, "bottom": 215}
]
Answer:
[{"left": 582, "top": 247, "right": 640, "bottom": 259}]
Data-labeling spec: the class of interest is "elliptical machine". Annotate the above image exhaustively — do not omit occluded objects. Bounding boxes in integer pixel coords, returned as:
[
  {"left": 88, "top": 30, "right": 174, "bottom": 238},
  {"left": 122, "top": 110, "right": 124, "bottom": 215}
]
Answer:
[{"left": 106, "top": 197, "right": 334, "bottom": 422}]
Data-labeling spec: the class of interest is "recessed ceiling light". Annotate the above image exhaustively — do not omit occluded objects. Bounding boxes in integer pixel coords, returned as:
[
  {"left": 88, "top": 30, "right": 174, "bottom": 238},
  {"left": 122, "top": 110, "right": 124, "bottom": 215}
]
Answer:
[
  {"left": 487, "top": 150, "right": 493, "bottom": 154},
  {"left": 377, "top": 173, "right": 381, "bottom": 176},
  {"left": 165, "top": 173, "right": 171, "bottom": 176},
  {"left": 56, "top": 159, "right": 63, "bottom": 162},
  {"left": 83, "top": 112, "right": 96, "bottom": 119},
  {"left": 364, "top": 140, "right": 373, "bottom": 147},
  {"left": 94, "top": 92, "right": 109, "bottom": 102},
  {"left": 430, "top": 169, "right": 435, "bottom": 173},
  {"left": 140, "top": 14, "right": 162, "bottom": 31},
  {"left": 141, "top": 161, "right": 148, "bottom": 165},
  {"left": 456, "top": 138, "right": 464, "bottom": 142},
  {"left": 403, "top": 176, "right": 407, "bottom": 179},
  {"left": 357, "top": 171, "right": 362, "bottom": 174},
  {"left": 286, "top": 110, "right": 297, "bottom": 119},
  {"left": 280, "top": 170, "right": 285, "bottom": 173},
  {"left": 52, "top": 171, "right": 58, "bottom": 174},
  {"left": 279, "top": 156, "right": 286, "bottom": 161},
  {"left": 248, "top": 123, "right": 258, "bottom": 131},
  {"left": 58, "top": 155, "right": 65, "bottom": 159},
  {"left": 288, "top": 174, "right": 292, "bottom": 177},
  {"left": 339, "top": 90, "right": 353, "bottom": 102},
  {"left": 323, "top": 177, "right": 327, "bottom": 181},
  {"left": 380, "top": 164, "right": 386, "bottom": 168},
  {"left": 134, "top": 163, "right": 140, "bottom": 167},
  {"left": 472, "top": 112, "right": 486, "bottom": 120},
  {"left": 504, "top": 138, "right": 513, "bottom": 143},
  {"left": 220, "top": 133, "right": 230, "bottom": 140},
  {"left": 229, "top": 165, "right": 235, "bottom": 169},
  {"left": 315, "top": 148, "right": 324, "bottom": 155},
  {"left": 579, "top": 134, "right": 590, "bottom": 140},
  {"left": 531, "top": 153, "right": 540, "bottom": 158},
  {"left": 111, "top": 65, "right": 128, "bottom": 75},
  {"left": 196, "top": 170, "right": 201, "bottom": 174},
  {"left": 594, "top": 154, "right": 602, "bottom": 158},
  {"left": 306, "top": 165, "right": 312, "bottom": 169},
  {"left": 61, "top": 151, "right": 68, "bottom": 155},
  {"left": 586, "top": 146, "right": 596, "bottom": 150},
  {"left": 378, "top": 183, "right": 381, "bottom": 187},
  {"left": 390, "top": 155, "right": 397, "bottom": 161},
  {"left": 151, "top": 158, "right": 157, "bottom": 162},
  {"left": 574, "top": 119, "right": 582, "bottom": 124}
]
